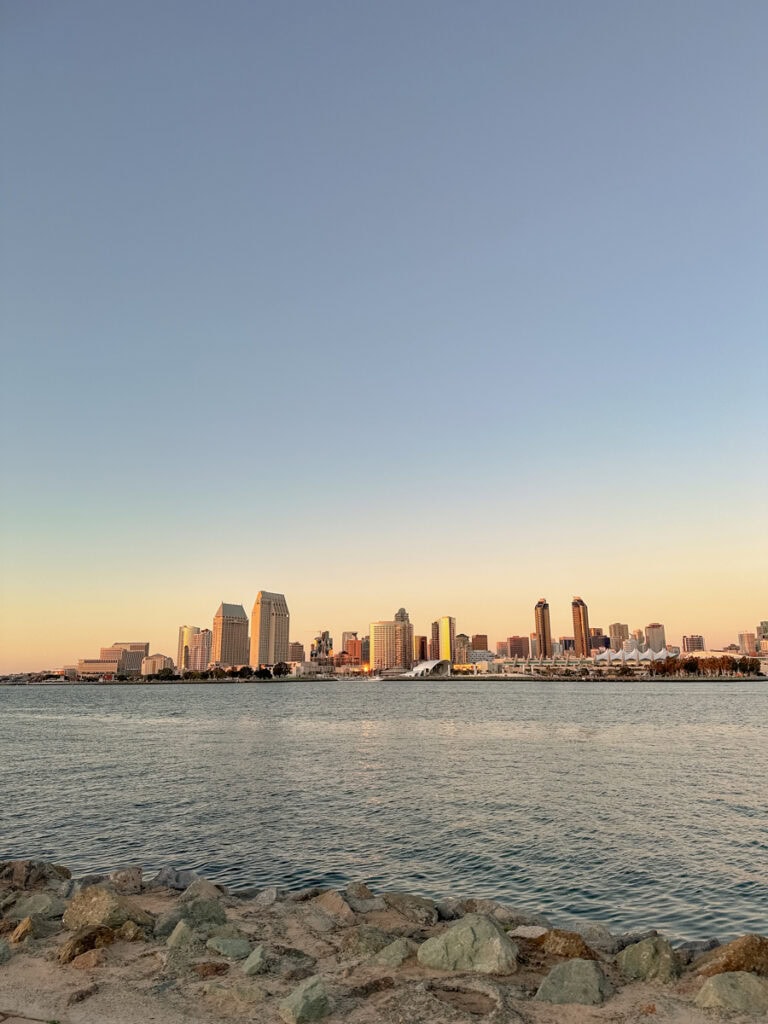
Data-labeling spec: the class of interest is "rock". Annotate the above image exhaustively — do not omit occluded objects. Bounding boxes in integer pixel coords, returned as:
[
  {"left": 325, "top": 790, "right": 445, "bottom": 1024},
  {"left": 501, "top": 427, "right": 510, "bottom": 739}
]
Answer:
[
  {"left": 206, "top": 935, "right": 252, "bottom": 960},
  {"left": 347, "top": 895, "right": 387, "bottom": 914},
  {"left": 77, "top": 873, "right": 111, "bottom": 890},
  {"left": 179, "top": 897, "right": 228, "bottom": 932},
  {"left": 202, "top": 981, "right": 266, "bottom": 1014},
  {"left": 277, "top": 947, "right": 317, "bottom": 980},
  {"left": 154, "top": 908, "right": 184, "bottom": 939},
  {"left": 617, "top": 936, "right": 680, "bottom": 983},
  {"left": 509, "top": 925, "right": 548, "bottom": 939},
  {"left": 148, "top": 866, "right": 200, "bottom": 891},
  {"left": 287, "top": 886, "right": 327, "bottom": 903},
  {"left": 180, "top": 877, "right": 227, "bottom": 902},
  {"left": 192, "top": 961, "right": 230, "bottom": 978},
  {"left": 383, "top": 891, "right": 438, "bottom": 926},
  {"left": 242, "top": 944, "right": 269, "bottom": 975},
  {"left": 417, "top": 913, "right": 519, "bottom": 974},
  {"left": 67, "top": 982, "right": 98, "bottom": 1004},
  {"left": 573, "top": 920, "right": 620, "bottom": 954},
  {"left": 314, "top": 890, "right": 355, "bottom": 922},
  {"left": 435, "top": 897, "right": 463, "bottom": 921},
  {"left": 0, "top": 939, "right": 11, "bottom": 964},
  {"left": 675, "top": 937, "right": 720, "bottom": 965},
  {"left": 537, "top": 928, "right": 598, "bottom": 960},
  {"left": 279, "top": 974, "right": 331, "bottom": 1023},
  {"left": 616, "top": 927, "right": 658, "bottom": 951},
  {"left": 166, "top": 920, "right": 202, "bottom": 950},
  {"left": 116, "top": 920, "right": 144, "bottom": 942},
  {"left": 62, "top": 886, "right": 153, "bottom": 930},
  {"left": 6, "top": 892, "right": 66, "bottom": 921},
  {"left": 695, "top": 933, "right": 768, "bottom": 977},
  {"left": 57, "top": 925, "right": 115, "bottom": 964},
  {"left": 109, "top": 866, "right": 143, "bottom": 894},
  {"left": 370, "top": 937, "right": 419, "bottom": 967},
  {"left": 10, "top": 915, "right": 57, "bottom": 943},
  {"left": 253, "top": 885, "right": 286, "bottom": 907},
  {"left": 459, "top": 898, "right": 551, "bottom": 930},
  {"left": 345, "top": 881, "right": 374, "bottom": 900},
  {"left": 695, "top": 971, "right": 768, "bottom": 1014},
  {"left": 0, "top": 859, "right": 70, "bottom": 891},
  {"left": 534, "top": 958, "right": 615, "bottom": 1005},
  {"left": 71, "top": 947, "right": 107, "bottom": 970},
  {"left": 340, "top": 925, "right": 391, "bottom": 958}
]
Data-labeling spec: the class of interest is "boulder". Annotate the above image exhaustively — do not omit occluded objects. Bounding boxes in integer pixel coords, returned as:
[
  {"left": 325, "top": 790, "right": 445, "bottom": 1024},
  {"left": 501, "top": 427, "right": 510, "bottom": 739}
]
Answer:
[
  {"left": 313, "top": 890, "right": 355, "bottom": 922},
  {"left": 206, "top": 935, "right": 252, "bottom": 960},
  {"left": 109, "top": 866, "right": 143, "bottom": 895},
  {"left": 617, "top": 936, "right": 680, "bottom": 983},
  {"left": 536, "top": 929, "right": 598, "bottom": 960},
  {"left": 370, "top": 937, "right": 419, "bottom": 967},
  {"left": 62, "top": 886, "right": 153, "bottom": 931},
  {"left": 675, "top": 937, "right": 720, "bottom": 965},
  {"left": 154, "top": 908, "right": 184, "bottom": 939},
  {"left": 10, "top": 915, "right": 58, "bottom": 943},
  {"left": 0, "top": 939, "right": 11, "bottom": 964},
  {"left": 279, "top": 975, "right": 331, "bottom": 1023},
  {"left": 458, "top": 898, "right": 550, "bottom": 930},
  {"left": 116, "top": 920, "right": 144, "bottom": 942},
  {"left": 616, "top": 927, "right": 658, "bottom": 950},
  {"left": 534, "top": 958, "right": 615, "bottom": 1005},
  {"left": 384, "top": 892, "right": 438, "bottom": 926},
  {"left": 345, "top": 881, "right": 374, "bottom": 900},
  {"left": 509, "top": 925, "right": 548, "bottom": 940},
  {"left": 180, "top": 878, "right": 227, "bottom": 902},
  {"left": 6, "top": 892, "right": 66, "bottom": 921},
  {"left": 71, "top": 948, "right": 107, "bottom": 970},
  {"left": 435, "top": 897, "right": 463, "bottom": 921},
  {"left": 573, "top": 920, "right": 620, "bottom": 954},
  {"left": 253, "top": 885, "right": 286, "bottom": 907},
  {"left": 147, "top": 866, "right": 200, "bottom": 891},
  {"left": 0, "top": 860, "right": 70, "bottom": 891},
  {"left": 166, "top": 920, "right": 202, "bottom": 951},
  {"left": 242, "top": 944, "right": 269, "bottom": 976},
  {"left": 179, "top": 897, "right": 228, "bottom": 932},
  {"left": 57, "top": 926, "right": 115, "bottom": 964},
  {"left": 694, "top": 934, "right": 768, "bottom": 977},
  {"left": 417, "top": 914, "right": 519, "bottom": 974},
  {"left": 695, "top": 971, "right": 768, "bottom": 1014},
  {"left": 340, "top": 925, "right": 391, "bottom": 958}
]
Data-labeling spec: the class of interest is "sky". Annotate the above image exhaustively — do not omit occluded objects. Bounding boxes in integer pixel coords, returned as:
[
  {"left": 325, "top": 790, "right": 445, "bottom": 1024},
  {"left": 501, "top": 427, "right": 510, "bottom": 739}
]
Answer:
[{"left": 1, "top": 1, "right": 766, "bottom": 672}]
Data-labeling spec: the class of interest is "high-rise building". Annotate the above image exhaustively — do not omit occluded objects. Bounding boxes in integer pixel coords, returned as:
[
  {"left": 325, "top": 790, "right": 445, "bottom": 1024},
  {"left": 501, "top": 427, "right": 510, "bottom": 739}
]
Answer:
[
  {"left": 393, "top": 608, "right": 414, "bottom": 670},
  {"left": 344, "top": 638, "right": 363, "bottom": 665},
  {"left": 631, "top": 628, "right": 647, "bottom": 651},
  {"left": 455, "top": 633, "right": 471, "bottom": 663},
  {"left": 534, "top": 599, "right": 552, "bottom": 658},
  {"left": 311, "top": 631, "right": 334, "bottom": 662},
  {"left": 413, "top": 635, "right": 428, "bottom": 662},
  {"left": 682, "top": 635, "right": 705, "bottom": 652},
  {"left": 560, "top": 637, "right": 575, "bottom": 652},
  {"left": 250, "top": 592, "right": 290, "bottom": 667},
  {"left": 211, "top": 603, "right": 249, "bottom": 667},
  {"left": 496, "top": 640, "right": 510, "bottom": 658},
  {"left": 141, "top": 654, "right": 174, "bottom": 676},
  {"left": 738, "top": 632, "right": 757, "bottom": 655},
  {"left": 608, "top": 622, "right": 629, "bottom": 651},
  {"left": 177, "top": 625, "right": 200, "bottom": 672},
  {"left": 288, "top": 641, "right": 306, "bottom": 662},
  {"left": 189, "top": 629, "right": 212, "bottom": 671},
  {"left": 370, "top": 610, "right": 413, "bottom": 672},
  {"left": 99, "top": 643, "right": 150, "bottom": 675},
  {"left": 756, "top": 621, "right": 768, "bottom": 643},
  {"left": 529, "top": 632, "right": 539, "bottom": 658},
  {"left": 471, "top": 634, "right": 489, "bottom": 651},
  {"left": 645, "top": 622, "right": 666, "bottom": 653},
  {"left": 431, "top": 616, "right": 456, "bottom": 663},
  {"left": 572, "top": 597, "right": 590, "bottom": 657},
  {"left": 508, "top": 635, "right": 530, "bottom": 658},
  {"left": 361, "top": 635, "right": 370, "bottom": 665},
  {"left": 341, "top": 631, "right": 358, "bottom": 653}
]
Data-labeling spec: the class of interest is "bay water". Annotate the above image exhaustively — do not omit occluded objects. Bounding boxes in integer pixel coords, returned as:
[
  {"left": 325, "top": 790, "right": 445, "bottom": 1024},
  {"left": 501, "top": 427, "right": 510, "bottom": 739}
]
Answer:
[{"left": 1, "top": 678, "right": 766, "bottom": 941}]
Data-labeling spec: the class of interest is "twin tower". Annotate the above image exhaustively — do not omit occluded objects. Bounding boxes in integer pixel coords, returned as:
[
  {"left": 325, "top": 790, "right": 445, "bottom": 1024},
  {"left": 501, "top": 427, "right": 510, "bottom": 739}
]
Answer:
[{"left": 212, "top": 591, "right": 290, "bottom": 669}]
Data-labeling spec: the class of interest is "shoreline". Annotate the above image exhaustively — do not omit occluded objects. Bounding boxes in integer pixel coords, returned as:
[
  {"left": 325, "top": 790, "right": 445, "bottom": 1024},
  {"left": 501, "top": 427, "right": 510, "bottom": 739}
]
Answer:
[{"left": 2, "top": 858, "right": 767, "bottom": 1023}]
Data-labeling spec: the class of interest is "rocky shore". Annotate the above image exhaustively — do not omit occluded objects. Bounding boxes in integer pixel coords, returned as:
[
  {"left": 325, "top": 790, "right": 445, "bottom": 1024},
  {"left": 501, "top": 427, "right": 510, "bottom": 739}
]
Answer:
[{"left": 1, "top": 860, "right": 767, "bottom": 1024}]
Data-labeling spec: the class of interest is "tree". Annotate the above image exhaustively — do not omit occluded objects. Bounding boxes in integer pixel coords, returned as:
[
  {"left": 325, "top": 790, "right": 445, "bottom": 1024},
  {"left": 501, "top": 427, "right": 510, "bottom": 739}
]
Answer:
[
  {"left": 255, "top": 667, "right": 272, "bottom": 680},
  {"left": 272, "top": 662, "right": 290, "bottom": 677},
  {"left": 158, "top": 667, "right": 174, "bottom": 679}
]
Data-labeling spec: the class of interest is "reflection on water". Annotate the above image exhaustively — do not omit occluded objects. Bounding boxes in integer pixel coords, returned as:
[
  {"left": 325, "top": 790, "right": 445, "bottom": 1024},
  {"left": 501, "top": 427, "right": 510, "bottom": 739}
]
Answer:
[{"left": 1, "top": 678, "right": 766, "bottom": 940}]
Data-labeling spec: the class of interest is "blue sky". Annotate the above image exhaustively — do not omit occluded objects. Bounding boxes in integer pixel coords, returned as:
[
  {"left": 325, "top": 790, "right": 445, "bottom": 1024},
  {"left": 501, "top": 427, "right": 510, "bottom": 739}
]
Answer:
[{"left": 1, "top": 1, "right": 766, "bottom": 670}]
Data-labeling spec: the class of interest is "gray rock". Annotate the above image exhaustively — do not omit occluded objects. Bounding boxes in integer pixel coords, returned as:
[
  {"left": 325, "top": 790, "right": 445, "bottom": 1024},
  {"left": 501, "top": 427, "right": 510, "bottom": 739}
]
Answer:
[
  {"left": 383, "top": 891, "right": 438, "bottom": 926},
  {"left": 345, "top": 880, "right": 374, "bottom": 900},
  {"left": 154, "top": 908, "right": 184, "bottom": 939},
  {"left": 346, "top": 895, "right": 387, "bottom": 914},
  {"left": 0, "top": 859, "right": 71, "bottom": 891},
  {"left": 675, "top": 937, "right": 720, "bottom": 965},
  {"left": 435, "top": 897, "right": 463, "bottom": 921},
  {"left": 509, "top": 925, "right": 548, "bottom": 939},
  {"left": 148, "top": 866, "right": 200, "bottom": 891},
  {"left": 417, "top": 913, "right": 519, "bottom": 974},
  {"left": 242, "top": 944, "right": 269, "bottom": 976},
  {"left": 0, "top": 940, "right": 11, "bottom": 965},
  {"left": 616, "top": 927, "right": 658, "bottom": 951},
  {"left": 370, "top": 937, "right": 419, "bottom": 967},
  {"left": 279, "top": 975, "right": 331, "bottom": 1023},
  {"left": 459, "top": 898, "right": 551, "bottom": 930},
  {"left": 6, "top": 892, "right": 66, "bottom": 921},
  {"left": 573, "top": 920, "right": 620, "bottom": 954},
  {"left": 206, "top": 935, "right": 252, "bottom": 960},
  {"left": 253, "top": 885, "right": 286, "bottom": 907},
  {"left": 109, "top": 866, "right": 143, "bottom": 894},
  {"left": 695, "top": 972, "right": 768, "bottom": 1014},
  {"left": 62, "top": 886, "right": 153, "bottom": 930},
  {"left": 617, "top": 936, "right": 680, "bottom": 983},
  {"left": 287, "top": 887, "right": 327, "bottom": 903},
  {"left": 180, "top": 878, "right": 227, "bottom": 903},
  {"left": 78, "top": 873, "right": 111, "bottom": 890},
  {"left": 534, "top": 958, "right": 615, "bottom": 1005},
  {"left": 179, "top": 897, "right": 228, "bottom": 931},
  {"left": 166, "top": 920, "right": 202, "bottom": 950},
  {"left": 340, "top": 925, "right": 391, "bottom": 957}
]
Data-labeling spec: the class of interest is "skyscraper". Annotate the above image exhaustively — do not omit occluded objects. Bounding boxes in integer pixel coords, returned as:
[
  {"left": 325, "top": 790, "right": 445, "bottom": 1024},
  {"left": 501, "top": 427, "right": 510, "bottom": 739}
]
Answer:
[
  {"left": 370, "top": 609, "right": 413, "bottom": 672},
  {"left": 413, "top": 635, "right": 428, "bottom": 662},
  {"left": 508, "top": 636, "right": 530, "bottom": 658},
  {"left": 431, "top": 616, "right": 456, "bottom": 663},
  {"left": 211, "top": 603, "right": 249, "bottom": 667},
  {"left": 250, "top": 591, "right": 290, "bottom": 667},
  {"left": 608, "top": 622, "right": 629, "bottom": 652},
  {"left": 572, "top": 597, "right": 590, "bottom": 657},
  {"left": 288, "top": 641, "right": 306, "bottom": 662},
  {"left": 454, "top": 633, "right": 471, "bottom": 663},
  {"left": 534, "top": 599, "right": 552, "bottom": 658},
  {"left": 645, "top": 622, "right": 666, "bottom": 653},
  {"left": 189, "top": 628, "right": 212, "bottom": 671},
  {"left": 471, "top": 634, "right": 489, "bottom": 651},
  {"left": 177, "top": 625, "right": 200, "bottom": 672}
]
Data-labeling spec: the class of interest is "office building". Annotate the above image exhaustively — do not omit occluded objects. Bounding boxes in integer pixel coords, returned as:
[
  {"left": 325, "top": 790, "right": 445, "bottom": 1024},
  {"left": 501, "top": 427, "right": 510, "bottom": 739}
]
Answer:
[
  {"left": 455, "top": 633, "right": 471, "bottom": 663},
  {"left": 560, "top": 637, "right": 575, "bottom": 652},
  {"left": 431, "top": 616, "right": 456, "bottom": 663},
  {"left": 471, "top": 634, "right": 489, "bottom": 651},
  {"left": 344, "top": 638, "right": 363, "bottom": 665},
  {"left": 141, "top": 654, "right": 174, "bottom": 676},
  {"left": 645, "top": 622, "right": 666, "bottom": 653},
  {"left": 534, "top": 599, "right": 552, "bottom": 658},
  {"left": 529, "top": 633, "right": 539, "bottom": 658},
  {"left": 413, "top": 635, "right": 428, "bottom": 662},
  {"left": 572, "top": 597, "right": 590, "bottom": 657},
  {"left": 496, "top": 640, "right": 510, "bottom": 658},
  {"left": 250, "top": 591, "right": 290, "bottom": 667},
  {"left": 211, "top": 603, "right": 249, "bottom": 667},
  {"left": 177, "top": 625, "right": 200, "bottom": 672},
  {"left": 738, "top": 632, "right": 757, "bottom": 656},
  {"left": 288, "top": 641, "right": 306, "bottom": 662},
  {"left": 609, "top": 622, "right": 629, "bottom": 651},
  {"left": 311, "top": 631, "right": 334, "bottom": 663},
  {"left": 508, "top": 635, "right": 530, "bottom": 658},
  {"left": 189, "top": 629, "right": 212, "bottom": 671},
  {"left": 370, "top": 609, "right": 413, "bottom": 672},
  {"left": 682, "top": 635, "right": 706, "bottom": 652}
]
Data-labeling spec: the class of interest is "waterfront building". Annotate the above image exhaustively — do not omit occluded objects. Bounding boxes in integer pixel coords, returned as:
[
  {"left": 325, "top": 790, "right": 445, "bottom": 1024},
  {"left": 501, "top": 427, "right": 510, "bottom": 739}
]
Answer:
[
  {"left": 738, "top": 632, "right": 757, "bottom": 655},
  {"left": 189, "top": 629, "right": 212, "bottom": 671},
  {"left": 757, "top": 621, "right": 768, "bottom": 642},
  {"left": 211, "top": 603, "right": 249, "bottom": 667},
  {"left": 141, "top": 653, "right": 174, "bottom": 676},
  {"left": 632, "top": 628, "right": 647, "bottom": 651},
  {"left": 341, "top": 631, "right": 357, "bottom": 653},
  {"left": 572, "top": 597, "right": 591, "bottom": 657},
  {"left": 344, "top": 638, "right": 363, "bottom": 665},
  {"left": 454, "top": 633, "right": 471, "bottom": 664},
  {"left": 529, "top": 633, "right": 539, "bottom": 658},
  {"left": 361, "top": 635, "right": 370, "bottom": 664},
  {"left": 177, "top": 625, "right": 200, "bottom": 672},
  {"left": 589, "top": 628, "right": 610, "bottom": 650},
  {"left": 560, "top": 637, "right": 575, "bottom": 652},
  {"left": 645, "top": 622, "right": 666, "bottom": 653},
  {"left": 370, "top": 610, "right": 413, "bottom": 672},
  {"left": 311, "top": 631, "right": 334, "bottom": 663},
  {"left": 508, "top": 635, "right": 530, "bottom": 658},
  {"left": 413, "top": 635, "right": 428, "bottom": 662},
  {"left": 471, "top": 634, "right": 489, "bottom": 651},
  {"left": 609, "top": 622, "right": 629, "bottom": 651},
  {"left": 682, "top": 635, "right": 706, "bottom": 652},
  {"left": 288, "top": 641, "right": 306, "bottom": 662},
  {"left": 250, "top": 591, "right": 290, "bottom": 667},
  {"left": 99, "top": 643, "right": 149, "bottom": 675},
  {"left": 77, "top": 659, "right": 124, "bottom": 678},
  {"left": 496, "top": 640, "right": 510, "bottom": 658},
  {"left": 431, "top": 616, "right": 456, "bottom": 663},
  {"left": 534, "top": 599, "right": 552, "bottom": 658},
  {"left": 623, "top": 637, "right": 639, "bottom": 653}
]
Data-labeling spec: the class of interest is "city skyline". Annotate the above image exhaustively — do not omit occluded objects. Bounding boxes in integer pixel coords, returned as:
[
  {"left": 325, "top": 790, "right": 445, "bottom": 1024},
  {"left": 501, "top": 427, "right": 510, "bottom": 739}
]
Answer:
[{"left": 1, "top": 3, "right": 766, "bottom": 674}]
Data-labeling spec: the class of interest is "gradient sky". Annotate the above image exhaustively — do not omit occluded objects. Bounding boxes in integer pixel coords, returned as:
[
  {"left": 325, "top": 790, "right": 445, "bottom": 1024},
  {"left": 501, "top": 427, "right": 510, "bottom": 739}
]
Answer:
[{"left": 1, "top": 1, "right": 766, "bottom": 672}]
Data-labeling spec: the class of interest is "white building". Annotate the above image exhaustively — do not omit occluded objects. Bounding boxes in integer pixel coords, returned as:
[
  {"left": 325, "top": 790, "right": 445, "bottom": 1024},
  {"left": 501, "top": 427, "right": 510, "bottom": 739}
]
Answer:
[
  {"left": 141, "top": 654, "right": 174, "bottom": 676},
  {"left": 250, "top": 592, "right": 290, "bottom": 667}
]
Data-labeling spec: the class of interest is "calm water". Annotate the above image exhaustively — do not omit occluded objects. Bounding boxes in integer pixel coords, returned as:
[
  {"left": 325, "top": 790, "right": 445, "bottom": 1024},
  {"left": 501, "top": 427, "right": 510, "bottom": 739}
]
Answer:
[{"left": 1, "top": 679, "right": 766, "bottom": 941}]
